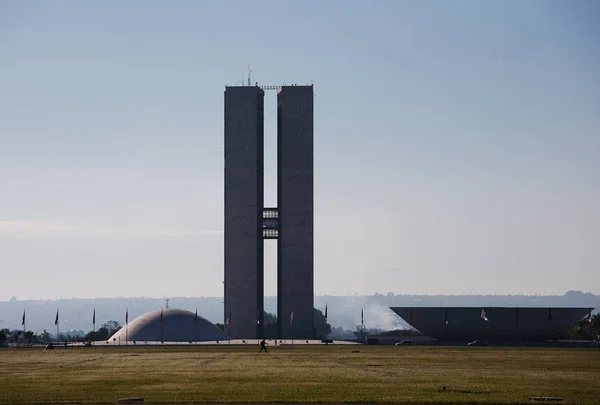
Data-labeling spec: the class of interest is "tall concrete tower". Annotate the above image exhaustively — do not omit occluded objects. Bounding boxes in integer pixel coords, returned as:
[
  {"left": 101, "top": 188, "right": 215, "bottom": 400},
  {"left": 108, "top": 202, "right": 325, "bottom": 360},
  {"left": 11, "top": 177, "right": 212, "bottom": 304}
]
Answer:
[
  {"left": 224, "top": 86, "right": 265, "bottom": 339},
  {"left": 224, "top": 84, "right": 313, "bottom": 339},
  {"left": 277, "top": 86, "right": 314, "bottom": 338}
]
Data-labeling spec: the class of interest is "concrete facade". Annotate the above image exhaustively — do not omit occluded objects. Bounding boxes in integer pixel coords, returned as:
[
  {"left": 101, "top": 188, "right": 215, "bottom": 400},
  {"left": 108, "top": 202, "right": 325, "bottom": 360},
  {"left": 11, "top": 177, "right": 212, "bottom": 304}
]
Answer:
[
  {"left": 277, "top": 86, "right": 314, "bottom": 339},
  {"left": 390, "top": 307, "right": 594, "bottom": 342},
  {"left": 224, "top": 86, "right": 264, "bottom": 339}
]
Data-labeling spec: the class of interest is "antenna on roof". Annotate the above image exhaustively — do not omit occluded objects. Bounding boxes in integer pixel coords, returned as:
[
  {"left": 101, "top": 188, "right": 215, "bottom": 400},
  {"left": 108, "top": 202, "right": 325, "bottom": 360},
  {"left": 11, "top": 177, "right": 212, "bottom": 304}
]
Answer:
[{"left": 247, "top": 64, "right": 252, "bottom": 87}]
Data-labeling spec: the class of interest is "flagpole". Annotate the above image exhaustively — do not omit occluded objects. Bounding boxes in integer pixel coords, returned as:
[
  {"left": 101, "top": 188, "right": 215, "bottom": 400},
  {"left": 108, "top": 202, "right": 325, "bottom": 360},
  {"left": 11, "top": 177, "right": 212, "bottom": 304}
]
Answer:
[
  {"left": 56, "top": 310, "right": 59, "bottom": 345},
  {"left": 125, "top": 309, "right": 128, "bottom": 346},
  {"left": 227, "top": 310, "right": 231, "bottom": 345},
  {"left": 324, "top": 303, "right": 327, "bottom": 341},
  {"left": 291, "top": 309, "right": 294, "bottom": 345},
  {"left": 257, "top": 309, "right": 261, "bottom": 346},
  {"left": 361, "top": 307, "right": 364, "bottom": 344}
]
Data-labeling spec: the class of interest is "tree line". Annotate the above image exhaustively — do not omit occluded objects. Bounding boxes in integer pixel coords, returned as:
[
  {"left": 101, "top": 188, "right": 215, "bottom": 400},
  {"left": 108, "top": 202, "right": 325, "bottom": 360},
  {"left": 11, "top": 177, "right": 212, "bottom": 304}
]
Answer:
[{"left": 0, "top": 320, "right": 123, "bottom": 346}]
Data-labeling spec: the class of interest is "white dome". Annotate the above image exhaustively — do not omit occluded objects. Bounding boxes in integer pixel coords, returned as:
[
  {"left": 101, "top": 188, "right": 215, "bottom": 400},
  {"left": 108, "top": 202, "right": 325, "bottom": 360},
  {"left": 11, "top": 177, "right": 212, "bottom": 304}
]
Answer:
[{"left": 109, "top": 308, "right": 228, "bottom": 343}]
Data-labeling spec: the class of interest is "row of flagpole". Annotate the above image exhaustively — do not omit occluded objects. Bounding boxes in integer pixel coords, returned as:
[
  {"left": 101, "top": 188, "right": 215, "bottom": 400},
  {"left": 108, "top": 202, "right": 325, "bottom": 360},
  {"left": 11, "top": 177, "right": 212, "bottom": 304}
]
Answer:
[
  {"left": 21, "top": 304, "right": 351, "bottom": 339},
  {"left": 19, "top": 309, "right": 84, "bottom": 343},
  {"left": 18, "top": 305, "right": 349, "bottom": 345},
  {"left": 18, "top": 308, "right": 112, "bottom": 343},
  {"left": 14, "top": 305, "right": 595, "bottom": 345},
  {"left": 223, "top": 305, "right": 328, "bottom": 338},
  {"left": 25, "top": 309, "right": 61, "bottom": 342},
  {"left": 19, "top": 304, "right": 360, "bottom": 343},
  {"left": 222, "top": 302, "right": 358, "bottom": 341}
]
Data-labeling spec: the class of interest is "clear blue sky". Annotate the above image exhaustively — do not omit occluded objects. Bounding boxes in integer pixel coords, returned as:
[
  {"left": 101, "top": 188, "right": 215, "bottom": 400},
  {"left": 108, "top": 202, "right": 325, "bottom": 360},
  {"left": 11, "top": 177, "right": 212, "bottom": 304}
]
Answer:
[{"left": 1, "top": 0, "right": 598, "bottom": 301}]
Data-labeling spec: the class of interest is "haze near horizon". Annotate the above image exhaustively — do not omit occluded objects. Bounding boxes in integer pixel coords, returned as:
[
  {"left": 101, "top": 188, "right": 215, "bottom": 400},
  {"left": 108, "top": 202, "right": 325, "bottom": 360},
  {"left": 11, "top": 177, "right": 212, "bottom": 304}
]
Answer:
[{"left": 1, "top": 1, "right": 599, "bottom": 301}]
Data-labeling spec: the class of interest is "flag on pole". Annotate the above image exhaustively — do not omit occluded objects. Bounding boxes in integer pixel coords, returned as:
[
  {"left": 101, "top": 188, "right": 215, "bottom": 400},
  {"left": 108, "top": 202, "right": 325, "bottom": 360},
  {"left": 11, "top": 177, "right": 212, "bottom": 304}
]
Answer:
[
  {"left": 325, "top": 303, "right": 328, "bottom": 320},
  {"left": 55, "top": 310, "right": 59, "bottom": 325},
  {"left": 481, "top": 309, "right": 488, "bottom": 322},
  {"left": 93, "top": 309, "right": 96, "bottom": 326},
  {"left": 126, "top": 309, "right": 129, "bottom": 324},
  {"left": 22, "top": 310, "right": 25, "bottom": 326},
  {"left": 194, "top": 308, "right": 198, "bottom": 324},
  {"left": 290, "top": 310, "right": 294, "bottom": 325},
  {"left": 160, "top": 309, "right": 163, "bottom": 324}
]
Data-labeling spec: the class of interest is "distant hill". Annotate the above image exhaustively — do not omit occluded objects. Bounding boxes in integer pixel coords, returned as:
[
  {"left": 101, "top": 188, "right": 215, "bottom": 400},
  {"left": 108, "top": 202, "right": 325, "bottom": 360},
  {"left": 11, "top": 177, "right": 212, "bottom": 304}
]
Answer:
[{"left": 0, "top": 291, "right": 597, "bottom": 333}]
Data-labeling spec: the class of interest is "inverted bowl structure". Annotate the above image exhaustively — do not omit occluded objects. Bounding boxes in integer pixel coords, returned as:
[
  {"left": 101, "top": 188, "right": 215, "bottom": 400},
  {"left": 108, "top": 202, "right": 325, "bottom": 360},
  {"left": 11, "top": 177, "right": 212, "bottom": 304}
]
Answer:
[
  {"left": 109, "top": 308, "right": 229, "bottom": 343},
  {"left": 390, "top": 306, "right": 593, "bottom": 342}
]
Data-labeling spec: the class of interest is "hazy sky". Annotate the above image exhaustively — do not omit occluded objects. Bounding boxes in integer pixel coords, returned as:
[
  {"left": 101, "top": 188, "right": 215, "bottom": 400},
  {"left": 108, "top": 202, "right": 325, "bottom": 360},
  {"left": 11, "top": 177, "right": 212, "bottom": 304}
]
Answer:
[{"left": 1, "top": 0, "right": 599, "bottom": 301}]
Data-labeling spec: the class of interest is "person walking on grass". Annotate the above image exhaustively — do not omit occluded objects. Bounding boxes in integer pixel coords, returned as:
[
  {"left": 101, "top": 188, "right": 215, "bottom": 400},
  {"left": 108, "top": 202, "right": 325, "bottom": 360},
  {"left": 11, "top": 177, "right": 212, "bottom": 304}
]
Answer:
[{"left": 259, "top": 338, "right": 268, "bottom": 353}]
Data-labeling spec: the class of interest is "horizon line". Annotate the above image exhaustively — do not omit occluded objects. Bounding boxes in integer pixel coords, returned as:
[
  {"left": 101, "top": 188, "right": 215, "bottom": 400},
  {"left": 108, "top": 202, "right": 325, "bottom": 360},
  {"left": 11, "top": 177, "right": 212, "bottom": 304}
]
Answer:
[{"left": 1, "top": 290, "right": 595, "bottom": 303}]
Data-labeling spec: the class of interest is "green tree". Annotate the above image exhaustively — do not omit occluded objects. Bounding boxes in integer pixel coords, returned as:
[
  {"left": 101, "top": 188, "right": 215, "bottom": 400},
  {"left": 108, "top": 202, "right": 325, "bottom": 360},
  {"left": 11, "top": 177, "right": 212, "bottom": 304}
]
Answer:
[
  {"left": 258, "top": 309, "right": 332, "bottom": 339},
  {"left": 7, "top": 330, "right": 22, "bottom": 344},
  {"left": 103, "top": 320, "right": 122, "bottom": 336},
  {"left": 313, "top": 308, "right": 331, "bottom": 340},
  {"left": 565, "top": 314, "right": 600, "bottom": 340},
  {"left": 590, "top": 314, "right": 600, "bottom": 340},
  {"left": 262, "top": 312, "right": 278, "bottom": 339},
  {"left": 264, "top": 312, "right": 277, "bottom": 325},
  {"left": 85, "top": 320, "right": 121, "bottom": 341},
  {"left": 37, "top": 329, "right": 53, "bottom": 343},
  {"left": 85, "top": 329, "right": 105, "bottom": 341}
]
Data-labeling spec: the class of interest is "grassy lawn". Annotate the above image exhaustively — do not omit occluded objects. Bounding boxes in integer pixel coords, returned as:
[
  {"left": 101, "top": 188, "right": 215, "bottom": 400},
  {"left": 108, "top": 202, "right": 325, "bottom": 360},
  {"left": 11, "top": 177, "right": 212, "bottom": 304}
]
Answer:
[{"left": 0, "top": 345, "right": 599, "bottom": 404}]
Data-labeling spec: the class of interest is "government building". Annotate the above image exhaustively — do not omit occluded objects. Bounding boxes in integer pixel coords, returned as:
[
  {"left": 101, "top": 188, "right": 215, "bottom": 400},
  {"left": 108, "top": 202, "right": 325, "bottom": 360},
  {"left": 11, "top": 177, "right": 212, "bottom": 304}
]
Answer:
[{"left": 224, "top": 84, "right": 314, "bottom": 339}]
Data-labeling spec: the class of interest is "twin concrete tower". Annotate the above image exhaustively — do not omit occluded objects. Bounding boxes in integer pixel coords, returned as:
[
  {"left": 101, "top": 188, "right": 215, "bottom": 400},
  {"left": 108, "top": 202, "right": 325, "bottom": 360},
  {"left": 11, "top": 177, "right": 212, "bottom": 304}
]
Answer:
[{"left": 224, "top": 84, "right": 314, "bottom": 339}]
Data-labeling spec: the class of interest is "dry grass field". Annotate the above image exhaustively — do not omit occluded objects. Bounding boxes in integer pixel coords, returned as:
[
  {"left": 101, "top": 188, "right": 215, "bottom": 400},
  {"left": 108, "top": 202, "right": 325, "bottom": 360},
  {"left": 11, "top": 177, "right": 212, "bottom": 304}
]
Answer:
[{"left": 0, "top": 345, "right": 599, "bottom": 404}]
